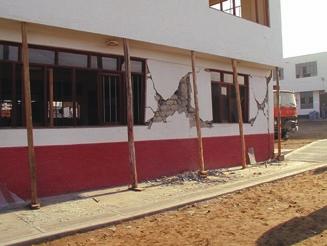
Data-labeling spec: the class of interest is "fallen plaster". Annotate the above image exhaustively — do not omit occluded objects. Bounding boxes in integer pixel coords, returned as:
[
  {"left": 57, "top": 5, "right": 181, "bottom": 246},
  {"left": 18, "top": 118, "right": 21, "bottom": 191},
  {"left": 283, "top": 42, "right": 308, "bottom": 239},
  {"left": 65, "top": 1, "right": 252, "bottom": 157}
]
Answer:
[{"left": 146, "top": 70, "right": 213, "bottom": 129}]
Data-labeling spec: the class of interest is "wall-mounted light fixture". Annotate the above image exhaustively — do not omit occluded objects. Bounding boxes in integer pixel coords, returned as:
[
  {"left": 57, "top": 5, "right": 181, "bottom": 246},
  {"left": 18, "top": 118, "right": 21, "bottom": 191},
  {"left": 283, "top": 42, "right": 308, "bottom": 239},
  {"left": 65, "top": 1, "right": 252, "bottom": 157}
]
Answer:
[{"left": 105, "top": 40, "right": 119, "bottom": 46}]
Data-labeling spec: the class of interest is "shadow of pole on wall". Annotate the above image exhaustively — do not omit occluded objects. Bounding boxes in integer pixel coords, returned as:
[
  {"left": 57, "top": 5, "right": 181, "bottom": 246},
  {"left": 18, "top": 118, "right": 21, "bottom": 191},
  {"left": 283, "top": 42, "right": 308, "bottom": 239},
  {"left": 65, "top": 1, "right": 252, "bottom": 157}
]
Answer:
[{"left": 256, "top": 206, "right": 327, "bottom": 246}]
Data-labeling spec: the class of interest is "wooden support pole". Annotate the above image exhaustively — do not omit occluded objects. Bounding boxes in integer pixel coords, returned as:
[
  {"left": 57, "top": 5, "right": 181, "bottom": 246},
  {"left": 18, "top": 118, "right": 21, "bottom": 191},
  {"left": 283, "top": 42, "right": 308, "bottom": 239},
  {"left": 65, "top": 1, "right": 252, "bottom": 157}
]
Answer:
[
  {"left": 190, "top": 51, "right": 207, "bottom": 176},
  {"left": 21, "top": 22, "right": 40, "bottom": 209},
  {"left": 231, "top": 59, "right": 247, "bottom": 169},
  {"left": 48, "top": 68, "right": 54, "bottom": 127},
  {"left": 123, "top": 38, "right": 139, "bottom": 190},
  {"left": 276, "top": 67, "right": 283, "bottom": 160},
  {"left": 255, "top": 0, "right": 259, "bottom": 23}
]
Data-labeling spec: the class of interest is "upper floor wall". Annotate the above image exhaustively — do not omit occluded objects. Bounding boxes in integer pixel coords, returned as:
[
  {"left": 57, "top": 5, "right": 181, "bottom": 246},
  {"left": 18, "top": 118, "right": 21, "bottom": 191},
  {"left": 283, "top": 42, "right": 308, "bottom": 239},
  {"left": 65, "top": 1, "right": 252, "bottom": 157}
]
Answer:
[
  {"left": 0, "top": 0, "right": 282, "bottom": 67},
  {"left": 280, "top": 52, "right": 327, "bottom": 92}
]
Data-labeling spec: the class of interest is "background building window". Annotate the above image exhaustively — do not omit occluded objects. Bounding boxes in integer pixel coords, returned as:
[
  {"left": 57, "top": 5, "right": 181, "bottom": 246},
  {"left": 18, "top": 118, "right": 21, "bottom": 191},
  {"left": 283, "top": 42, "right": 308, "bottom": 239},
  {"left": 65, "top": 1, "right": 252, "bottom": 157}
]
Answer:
[
  {"left": 300, "top": 91, "right": 314, "bottom": 109},
  {"left": 296, "top": 62, "right": 317, "bottom": 78},
  {"left": 211, "top": 70, "right": 249, "bottom": 123},
  {"left": 273, "top": 67, "right": 284, "bottom": 81}
]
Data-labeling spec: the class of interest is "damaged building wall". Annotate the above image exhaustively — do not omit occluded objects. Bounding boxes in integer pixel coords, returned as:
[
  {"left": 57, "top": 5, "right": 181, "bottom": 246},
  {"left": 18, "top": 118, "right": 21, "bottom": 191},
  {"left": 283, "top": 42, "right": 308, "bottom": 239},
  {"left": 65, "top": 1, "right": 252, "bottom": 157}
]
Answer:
[
  {"left": 0, "top": 18, "right": 274, "bottom": 144},
  {"left": 0, "top": 21, "right": 275, "bottom": 198},
  {"left": 142, "top": 57, "right": 274, "bottom": 142}
]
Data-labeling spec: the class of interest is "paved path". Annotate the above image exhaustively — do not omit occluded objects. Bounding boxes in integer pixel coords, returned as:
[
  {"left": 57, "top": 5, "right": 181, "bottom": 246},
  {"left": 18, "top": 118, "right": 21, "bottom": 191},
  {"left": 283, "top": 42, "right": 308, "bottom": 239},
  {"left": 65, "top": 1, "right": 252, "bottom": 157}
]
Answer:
[
  {"left": 1, "top": 140, "right": 327, "bottom": 246},
  {"left": 285, "top": 139, "right": 327, "bottom": 163}
]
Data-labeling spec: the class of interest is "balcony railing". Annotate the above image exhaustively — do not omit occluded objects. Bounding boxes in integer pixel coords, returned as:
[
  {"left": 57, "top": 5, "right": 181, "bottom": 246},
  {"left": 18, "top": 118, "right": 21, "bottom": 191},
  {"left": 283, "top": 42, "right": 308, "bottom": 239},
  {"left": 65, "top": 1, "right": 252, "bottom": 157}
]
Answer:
[{"left": 209, "top": 0, "right": 270, "bottom": 27}]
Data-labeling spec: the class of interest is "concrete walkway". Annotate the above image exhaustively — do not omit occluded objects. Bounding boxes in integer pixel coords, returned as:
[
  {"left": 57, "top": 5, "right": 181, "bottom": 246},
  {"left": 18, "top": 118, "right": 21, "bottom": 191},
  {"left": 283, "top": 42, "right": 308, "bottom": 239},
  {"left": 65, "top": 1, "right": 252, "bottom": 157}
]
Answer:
[{"left": 1, "top": 140, "right": 327, "bottom": 246}]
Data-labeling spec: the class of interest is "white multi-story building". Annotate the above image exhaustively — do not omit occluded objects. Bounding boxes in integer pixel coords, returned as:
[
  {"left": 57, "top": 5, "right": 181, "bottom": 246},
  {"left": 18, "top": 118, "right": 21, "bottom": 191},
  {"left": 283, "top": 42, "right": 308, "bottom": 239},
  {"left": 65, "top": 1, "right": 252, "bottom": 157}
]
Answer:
[
  {"left": 278, "top": 53, "right": 327, "bottom": 118},
  {"left": 0, "top": 0, "right": 282, "bottom": 199}
]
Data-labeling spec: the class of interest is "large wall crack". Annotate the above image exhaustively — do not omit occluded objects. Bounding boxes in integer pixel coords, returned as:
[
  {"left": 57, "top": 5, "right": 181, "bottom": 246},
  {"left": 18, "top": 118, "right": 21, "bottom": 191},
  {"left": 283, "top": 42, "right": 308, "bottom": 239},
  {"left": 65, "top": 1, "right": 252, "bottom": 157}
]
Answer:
[
  {"left": 146, "top": 70, "right": 212, "bottom": 129},
  {"left": 249, "top": 71, "right": 272, "bottom": 126}
]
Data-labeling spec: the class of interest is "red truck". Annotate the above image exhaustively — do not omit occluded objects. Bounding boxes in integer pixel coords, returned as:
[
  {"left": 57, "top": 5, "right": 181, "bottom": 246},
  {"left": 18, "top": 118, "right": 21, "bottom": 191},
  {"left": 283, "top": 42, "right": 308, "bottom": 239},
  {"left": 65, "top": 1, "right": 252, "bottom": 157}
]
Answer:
[{"left": 274, "top": 90, "right": 298, "bottom": 139}]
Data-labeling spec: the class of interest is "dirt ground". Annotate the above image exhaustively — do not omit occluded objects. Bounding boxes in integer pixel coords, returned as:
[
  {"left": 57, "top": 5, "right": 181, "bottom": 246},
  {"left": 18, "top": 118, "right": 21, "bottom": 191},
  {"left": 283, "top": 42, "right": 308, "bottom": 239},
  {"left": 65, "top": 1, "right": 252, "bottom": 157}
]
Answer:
[
  {"left": 39, "top": 169, "right": 327, "bottom": 246},
  {"left": 37, "top": 120, "right": 327, "bottom": 246},
  {"left": 276, "top": 120, "right": 327, "bottom": 150}
]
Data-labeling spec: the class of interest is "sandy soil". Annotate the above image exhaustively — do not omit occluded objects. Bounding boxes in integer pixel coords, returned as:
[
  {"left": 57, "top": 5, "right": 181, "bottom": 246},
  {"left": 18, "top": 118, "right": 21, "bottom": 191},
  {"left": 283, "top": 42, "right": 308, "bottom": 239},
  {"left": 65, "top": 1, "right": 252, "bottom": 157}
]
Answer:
[
  {"left": 39, "top": 168, "right": 327, "bottom": 246},
  {"left": 37, "top": 120, "right": 327, "bottom": 246}
]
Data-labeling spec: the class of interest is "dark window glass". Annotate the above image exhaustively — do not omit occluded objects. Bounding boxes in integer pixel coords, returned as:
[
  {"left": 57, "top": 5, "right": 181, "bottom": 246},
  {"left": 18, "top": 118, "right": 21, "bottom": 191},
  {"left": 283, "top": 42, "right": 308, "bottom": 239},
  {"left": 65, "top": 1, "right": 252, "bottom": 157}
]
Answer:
[
  {"left": 53, "top": 68, "right": 75, "bottom": 126},
  {"left": 0, "top": 63, "right": 13, "bottom": 126},
  {"left": 132, "top": 74, "right": 144, "bottom": 124},
  {"left": 131, "top": 60, "right": 143, "bottom": 73},
  {"left": 30, "top": 66, "right": 46, "bottom": 126},
  {"left": 15, "top": 65, "right": 23, "bottom": 127},
  {"left": 211, "top": 71, "right": 248, "bottom": 123},
  {"left": 102, "top": 74, "right": 121, "bottom": 124},
  {"left": 76, "top": 70, "right": 98, "bottom": 126},
  {"left": 90, "top": 55, "right": 98, "bottom": 69},
  {"left": 121, "top": 60, "right": 143, "bottom": 73},
  {"left": 0, "top": 45, "right": 19, "bottom": 61},
  {"left": 300, "top": 91, "right": 313, "bottom": 109},
  {"left": 58, "top": 52, "right": 88, "bottom": 67},
  {"left": 211, "top": 83, "right": 229, "bottom": 123},
  {"left": 29, "top": 48, "right": 55, "bottom": 65},
  {"left": 0, "top": 41, "right": 146, "bottom": 128},
  {"left": 102, "top": 57, "right": 117, "bottom": 70}
]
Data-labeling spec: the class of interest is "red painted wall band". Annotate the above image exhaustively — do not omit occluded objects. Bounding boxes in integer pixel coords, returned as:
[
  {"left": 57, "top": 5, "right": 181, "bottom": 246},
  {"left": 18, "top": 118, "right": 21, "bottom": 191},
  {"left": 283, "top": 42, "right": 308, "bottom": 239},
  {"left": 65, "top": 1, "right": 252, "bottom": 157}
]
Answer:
[{"left": 0, "top": 134, "right": 274, "bottom": 199}]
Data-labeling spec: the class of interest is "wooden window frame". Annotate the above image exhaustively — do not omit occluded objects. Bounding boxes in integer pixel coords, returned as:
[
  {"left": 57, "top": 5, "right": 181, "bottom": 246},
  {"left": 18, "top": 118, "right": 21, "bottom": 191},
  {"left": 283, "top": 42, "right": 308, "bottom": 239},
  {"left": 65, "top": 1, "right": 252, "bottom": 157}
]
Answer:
[
  {"left": 0, "top": 40, "right": 146, "bottom": 129},
  {"left": 209, "top": 0, "right": 270, "bottom": 27},
  {"left": 210, "top": 69, "right": 249, "bottom": 124}
]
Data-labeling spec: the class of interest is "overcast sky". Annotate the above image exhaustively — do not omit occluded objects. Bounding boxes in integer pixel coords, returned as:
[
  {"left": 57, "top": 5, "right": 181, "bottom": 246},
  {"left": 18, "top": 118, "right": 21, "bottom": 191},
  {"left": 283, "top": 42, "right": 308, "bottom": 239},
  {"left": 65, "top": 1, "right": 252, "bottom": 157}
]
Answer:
[{"left": 281, "top": 0, "right": 327, "bottom": 58}]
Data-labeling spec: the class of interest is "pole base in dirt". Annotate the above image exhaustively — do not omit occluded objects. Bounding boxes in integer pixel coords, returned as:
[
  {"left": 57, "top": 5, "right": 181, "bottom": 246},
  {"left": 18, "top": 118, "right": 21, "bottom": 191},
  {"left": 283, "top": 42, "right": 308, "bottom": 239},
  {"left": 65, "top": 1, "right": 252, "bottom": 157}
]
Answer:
[
  {"left": 276, "top": 155, "right": 285, "bottom": 161},
  {"left": 29, "top": 203, "right": 40, "bottom": 210},
  {"left": 128, "top": 186, "right": 143, "bottom": 192},
  {"left": 198, "top": 170, "right": 208, "bottom": 177}
]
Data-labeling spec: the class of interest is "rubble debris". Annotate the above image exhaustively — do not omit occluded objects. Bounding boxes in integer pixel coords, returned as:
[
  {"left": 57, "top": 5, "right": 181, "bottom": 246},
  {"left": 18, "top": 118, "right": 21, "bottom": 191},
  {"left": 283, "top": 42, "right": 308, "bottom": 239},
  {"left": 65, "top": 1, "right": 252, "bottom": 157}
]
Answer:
[{"left": 146, "top": 169, "right": 231, "bottom": 186}]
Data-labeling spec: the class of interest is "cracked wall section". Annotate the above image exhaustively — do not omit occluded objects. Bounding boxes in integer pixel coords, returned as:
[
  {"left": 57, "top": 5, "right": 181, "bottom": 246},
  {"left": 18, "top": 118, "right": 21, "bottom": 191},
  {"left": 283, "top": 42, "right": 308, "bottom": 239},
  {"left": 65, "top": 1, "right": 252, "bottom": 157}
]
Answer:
[{"left": 145, "top": 69, "right": 212, "bottom": 129}]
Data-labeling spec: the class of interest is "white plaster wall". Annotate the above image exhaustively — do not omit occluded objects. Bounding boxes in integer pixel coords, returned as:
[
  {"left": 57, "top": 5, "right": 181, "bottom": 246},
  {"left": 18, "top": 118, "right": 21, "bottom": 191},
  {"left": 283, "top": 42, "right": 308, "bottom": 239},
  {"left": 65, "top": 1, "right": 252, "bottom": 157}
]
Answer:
[
  {"left": 295, "top": 91, "right": 320, "bottom": 116},
  {"left": 0, "top": 0, "right": 282, "bottom": 66},
  {"left": 280, "top": 53, "right": 327, "bottom": 93},
  {"left": 0, "top": 20, "right": 273, "bottom": 148}
]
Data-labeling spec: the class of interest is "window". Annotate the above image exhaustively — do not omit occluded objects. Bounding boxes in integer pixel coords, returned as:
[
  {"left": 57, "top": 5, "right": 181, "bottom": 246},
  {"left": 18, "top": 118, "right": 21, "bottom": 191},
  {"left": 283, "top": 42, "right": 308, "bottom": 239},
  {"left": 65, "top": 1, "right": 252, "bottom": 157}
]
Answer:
[
  {"left": 211, "top": 70, "right": 248, "bottom": 123},
  {"left": 296, "top": 62, "right": 317, "bottom": 78},
  {"left": 58, "top": 52, "right": 88, "bottom": 67},
  {"left": 0, "top": 63, "right": 13, "bottom": 127},
  {"left": 76, "top": 70, "right": 98, "bottom": 126},
  {"left": 102, "top": 74, "right": 122, "bottom": 124},
  {"left": 29, "top": 48, "right": 55, "bottom": 65},
  {"left": 210, "top": 0, "right": 242, "bottom": 17},
  {"left": 273, "top": 68, "right": 284, "bottom": 81},
  {"left": 209, "top": 0, "right": 270, "bottom": 26},
  {"left": 53, "top": 68, "right": 75, "bottom": 126},
  {"left": 0, "top": 41, "right": 146, "bottom": 128},
  {"left": 300, "top": 91, "right": 313, "bottom": 109},
  {"left": 101, "top": 57, "right": 117, "bottom": 70},
  {"left": 0, "top": 44, "right": 19, "bottom": 61},
  {"left": 30, "top": 66, "right": 47, "bottom": 126}
]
